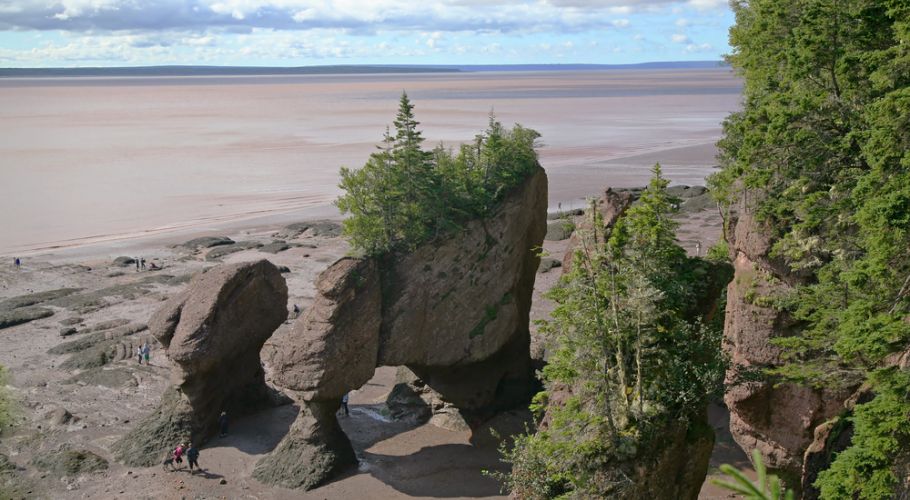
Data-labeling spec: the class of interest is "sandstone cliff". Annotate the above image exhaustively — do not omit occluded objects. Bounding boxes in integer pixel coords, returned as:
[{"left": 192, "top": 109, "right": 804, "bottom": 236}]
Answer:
[{"left": 723, "top": 196, "right": 854, "bottom": 488}]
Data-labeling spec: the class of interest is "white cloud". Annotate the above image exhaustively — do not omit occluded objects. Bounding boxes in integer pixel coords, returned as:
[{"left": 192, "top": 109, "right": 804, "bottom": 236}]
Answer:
[
  {"left": 0, "top": 0, "right": 729, "bottom": 33},
  {"left": 687, "top": 0, "right": 726, "bottom": 9},
  {"left": 674, "top": 18, "right": 689, "bottom": 27},
  {"left": 611, "top": 19, "right": 630, "bottom": 28},
  {"left": 671, "top": 33, "right": 689, "bottom": 43},
  {"left": 685, "top": 42, "right": 712, "bottom": 52}
]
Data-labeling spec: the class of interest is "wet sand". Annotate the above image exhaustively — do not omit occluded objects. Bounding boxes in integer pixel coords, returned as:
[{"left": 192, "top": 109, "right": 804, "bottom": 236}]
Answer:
[{"left": 0, "top": 69, "right": 741, "bottom": 256}]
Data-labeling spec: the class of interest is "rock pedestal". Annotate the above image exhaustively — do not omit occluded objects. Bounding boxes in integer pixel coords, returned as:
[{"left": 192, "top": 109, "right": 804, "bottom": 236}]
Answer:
[
  {"left": 113, "top": 260, "right": 288, "bottom": 466},
  {"left": 259, "top": 166, "right": 548, "bottom": 489}
]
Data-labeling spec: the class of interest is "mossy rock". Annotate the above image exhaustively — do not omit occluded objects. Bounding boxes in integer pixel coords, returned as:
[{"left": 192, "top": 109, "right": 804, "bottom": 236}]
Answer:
[
  {"left": 112, "top": 256, "right": 136, "bottom": 267},
  {"left": 205, "top": 241, "right": 264, "bottom": 261},
  {"left": 182, "top": 236, "right": 234, "bottom": 249},
  {"left": 547, "top": 208, "right": 584, "bottom": 220},
  {"left": 0, "top": 307, "right": 54, "bottom": 330},
  {"left": 259, "top": 240, "right": 292, "bottom": 254},
  {"left": 65, "top": 367, "right": 136, "bottom": 388},
  {"left": 538, "top": 257, "right": 562, "bottom": 273},
  {"left": 680, "top": 193, "right": 715, "bottom": 213},
  {"left": 0, "top": 288, "right": 82, "bottom": 311},
  {"left": 30, "top": 445, "right": 108, "bottom": 476},
  {"left": 545, "top": 220, "right": 574, "bottom": 241},
  {"left": 111, "top": 386, "right": 196, "bottom": 467}
]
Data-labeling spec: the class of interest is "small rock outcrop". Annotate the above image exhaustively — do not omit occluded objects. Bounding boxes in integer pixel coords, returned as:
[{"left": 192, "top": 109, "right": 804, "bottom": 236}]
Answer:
[
  {"left": 113, "top": 260, "right": 288, "bottom": 466},
  {"left": 561, "top": 187, "right": 635, "bottom": 270},
  {"left": 258, "top": 166, "right": 548, "bottom": 489}
]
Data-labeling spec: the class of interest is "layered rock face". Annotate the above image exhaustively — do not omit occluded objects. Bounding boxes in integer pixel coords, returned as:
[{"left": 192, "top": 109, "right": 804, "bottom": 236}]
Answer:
[
  {"left": 258, "top": 166, "right": 547, "bottom": 489},
  {"left": 113, "top": 260, "right": 288, "bottom": 466},
  {"left": 723, "top": 199, "right": 852, "bottom": 487}
]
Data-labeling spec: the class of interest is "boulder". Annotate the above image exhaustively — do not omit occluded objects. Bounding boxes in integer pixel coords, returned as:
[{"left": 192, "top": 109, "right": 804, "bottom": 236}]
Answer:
[
  {"left": 113, "top": 260, "right": 288, "bottom": 466},
  {"left": 259, "top": 240, "right": 292, "bottom": 254},
  {"left": 538, "top": 257, "right": 562, "bottom": 273},
  {"left": 274, "top": 220, "right": 343, "bottom": 240},
  {"left": 112, "top": 256, "right": 135, "bottom": 267},
  {"left": 545, "top": 220, "right": 573, "bottom": 241},
  {"left": 181, "top": 236, "right": 234, "bottom": 249}
]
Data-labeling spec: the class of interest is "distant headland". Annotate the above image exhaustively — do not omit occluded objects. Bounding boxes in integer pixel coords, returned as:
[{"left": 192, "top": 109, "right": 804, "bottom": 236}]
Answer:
[{"left": 0, "top": 60, "right": 725, "bottom": 78}]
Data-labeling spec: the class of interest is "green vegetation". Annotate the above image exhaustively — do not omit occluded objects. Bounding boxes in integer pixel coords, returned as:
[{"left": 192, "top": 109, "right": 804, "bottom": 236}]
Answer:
[
  {"left": 708, "top": 0, "right": 910, "bottom": 496},
  {"left": 336, "top": 92, "right": 540, "bottom": 255},
  {"left": 0, "top": 365, "right": 15, "bottom": 435},
  {"left": 498, "top": 166, "right": 725, "bottom": 498},
  {"left": 712, "top": 449, "right": 795, "bottom": 500}
]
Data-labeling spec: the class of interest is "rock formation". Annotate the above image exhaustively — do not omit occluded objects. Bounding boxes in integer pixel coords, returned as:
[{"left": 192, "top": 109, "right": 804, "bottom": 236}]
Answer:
[
  {"left": 256, "top": 166, "right": 548, "bottom": 489},
  {"left": 113, "top": 260, "right": 288, "bottom": 466},
  {"left": 561, "top": 186, "right": 635, "bottom": 270},
  {"left": 722, "top": 196, "right": 854, "bottom": 487}
]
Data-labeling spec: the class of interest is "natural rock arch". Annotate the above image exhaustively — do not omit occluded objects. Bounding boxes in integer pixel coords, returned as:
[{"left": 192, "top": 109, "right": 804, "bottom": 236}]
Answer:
[{"left": 254, "top": 166, "right": 548, "bottom": 489}]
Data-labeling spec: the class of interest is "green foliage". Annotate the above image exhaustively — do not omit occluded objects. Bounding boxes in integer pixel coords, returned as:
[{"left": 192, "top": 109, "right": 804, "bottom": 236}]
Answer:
[
  {"left": 0, "top": 365, "right": 15, "bottom": 435},
  {"left": 712, "top": 449, "right": 795, "bottom": 500},
  {"left": 709, "top": 0, "right": 910, "bottom": 494},
  {"left": 815, "top": 369, "right": 910, "bottom": 499},
  {"left": 336, "top": 93, "right": 540, "bottom": 255},
  {"left": 706, "top": 240, "right": 730, "bottom": 264},
  {"left": 499, "top": 166, "right": 726, "bottom": 498}
]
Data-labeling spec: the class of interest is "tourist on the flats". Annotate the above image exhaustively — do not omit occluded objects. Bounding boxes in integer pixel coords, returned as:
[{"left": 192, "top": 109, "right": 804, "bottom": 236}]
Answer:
[
  {"left": 173, "top": 443, "right": 186, "bottom": 468},
  {"left": 218, "top": 411, "right": 229, "bottom": 437},
  {"left": 186, "top": 444, "right": 200, "bottom": 473},
  {"left": 341, "top": 392, "right": 350, "bottom": 417}
]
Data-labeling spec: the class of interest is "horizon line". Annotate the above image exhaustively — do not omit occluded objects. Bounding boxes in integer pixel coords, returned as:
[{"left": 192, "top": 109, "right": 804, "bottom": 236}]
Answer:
[{"left": 0, "top": 60, "right": 728, "bottom": 77}]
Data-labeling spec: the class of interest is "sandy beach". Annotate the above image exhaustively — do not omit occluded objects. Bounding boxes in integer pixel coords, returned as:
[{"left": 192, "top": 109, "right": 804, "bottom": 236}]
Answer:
[{"left": 0, "top": 68, "right": 741, "bottom": 256}]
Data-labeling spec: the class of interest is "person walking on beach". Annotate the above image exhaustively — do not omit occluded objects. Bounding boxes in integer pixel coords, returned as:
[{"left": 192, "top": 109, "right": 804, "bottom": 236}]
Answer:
[
  {"left": 218, "top": 411, "right": 229, "bottom": 438},
  {"left": 140, "top": 257, "right": 146, "bottom": 270},
  {"left": 142, "top": 342, "right": 151, "bottom": 364},
  {"left": 186, "top": 444, "right": 200, "bottom": 473},
  {"left": 14, "top": 257, "right": 20, "bottom": 270},
  {"left": 340, "top": 392, "right": 350, "bottom": 417},
  {"left": 173, "top": 443, "right": 186, "bottom": 469},
  {"left": 135, "top": 258, "right": 140, "bottom": 272},
  {"left": 137, "top": 346, "right": 143, "bottom": 364}
]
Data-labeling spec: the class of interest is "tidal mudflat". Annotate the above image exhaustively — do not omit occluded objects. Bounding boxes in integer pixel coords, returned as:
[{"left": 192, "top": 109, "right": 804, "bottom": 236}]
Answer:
[{"left": 0, "top": 68, "right": 740, "bottom": 256}]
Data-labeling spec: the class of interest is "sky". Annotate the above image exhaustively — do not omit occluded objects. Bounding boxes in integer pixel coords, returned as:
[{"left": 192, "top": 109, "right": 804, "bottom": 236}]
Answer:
[{"left": 0, "top": 0, "right": 734, "bottom": 67}]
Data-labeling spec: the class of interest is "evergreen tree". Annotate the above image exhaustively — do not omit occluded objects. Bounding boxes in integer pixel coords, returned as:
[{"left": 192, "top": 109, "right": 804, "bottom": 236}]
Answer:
[
  {"left": 499, "top": 166, "right": 725, "bottom": 498},
  {"left": 709, "top": 1, "right": 910, "bottom": 496},
  {"left": 335, "top": 95, "right": 540, "bottom": 256}
]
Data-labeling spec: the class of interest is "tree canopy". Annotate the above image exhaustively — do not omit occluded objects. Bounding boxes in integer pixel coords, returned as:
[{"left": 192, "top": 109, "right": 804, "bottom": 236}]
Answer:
[
  {"left": 708, "top": 1, "right": 910, "bottom": 497},
  {"left": 500, "top": 166, "right": 726, "bottom": 498},
  {"left": 336, "top": 92, "right": 541, "bottom": 255}
]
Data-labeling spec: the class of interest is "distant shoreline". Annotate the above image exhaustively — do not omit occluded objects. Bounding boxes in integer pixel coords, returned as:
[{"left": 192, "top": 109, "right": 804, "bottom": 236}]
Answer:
[{"left": 0, "top": 61, "right": 725, "bottom": 78}]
